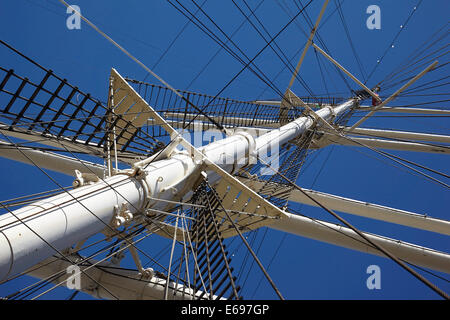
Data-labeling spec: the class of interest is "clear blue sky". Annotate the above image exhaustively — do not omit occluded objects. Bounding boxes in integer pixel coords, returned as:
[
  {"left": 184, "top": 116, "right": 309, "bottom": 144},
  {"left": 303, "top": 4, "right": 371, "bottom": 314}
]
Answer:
[{"left": 0, "top": 0, "right": 448, "bottom": 299}]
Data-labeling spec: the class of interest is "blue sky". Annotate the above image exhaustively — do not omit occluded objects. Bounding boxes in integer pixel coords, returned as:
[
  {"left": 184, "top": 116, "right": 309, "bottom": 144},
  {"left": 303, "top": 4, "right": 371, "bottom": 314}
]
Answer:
[{"left": 0, "top": 0, "right": 449, "bottom": 299}]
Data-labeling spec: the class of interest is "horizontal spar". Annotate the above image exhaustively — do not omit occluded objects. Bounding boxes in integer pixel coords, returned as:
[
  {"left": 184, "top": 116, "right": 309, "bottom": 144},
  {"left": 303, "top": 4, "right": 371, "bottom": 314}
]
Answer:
[
  {"left": 0, "top": 74, "right": 357, "bottom": 285},
  {"left": 250, "top": 104, "right": 450, "bottom": 116},
  {"left": 342, "top": 127, "right": 450, "bottom": 144},
  {"left": 357, "top": 106, "right": 450, "bottom": 115},
  {"left": 270, "top": 212, "right": 450, "bottom": 274},
  {"left": 322, "top": 134, "right": 450, "bottom": 154},
  {"left": 163, "top": 112, "right": 280, "bottom": 128},
  {"left": 0, "top": 124, "right": 104, "bottom": 157},
  {"left": 0, "top": 139, "right": 105, "bottom": 177},
  {"left": 239, "top": 178, "right": 450, "bottom": 235},
  {"left": 27, "top": 255, "right": 218, "bottom": 300},
  {"left": 0, "top": 124, "right": 137, "bottom": 165}
]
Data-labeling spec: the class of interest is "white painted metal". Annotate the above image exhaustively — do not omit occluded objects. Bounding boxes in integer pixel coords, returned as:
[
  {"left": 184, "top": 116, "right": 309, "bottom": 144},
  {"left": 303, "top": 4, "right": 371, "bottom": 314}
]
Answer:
[
  {"left": 320, "top": 134, "right": 450, "bottom": 154},
  {"left": 0, "top": 124, "right": 138, "bottom": 164},
  {"left": 0, "top": 174, "right": 145, "bottom": 281},
  {"left": 149, "top": 203, "right": 450, "bottom": 273},
  {"left": 250, "top": 103, "right": 450, "bottom": 116},
  {"left": 0, "top": 124, "right": 104, "bottom": 157},
  {"left": 1, "top": 68, "right": 447, "bottom": 291},
  {"left": 311, "top": 42, "right": 381, "bottom": 103},
  {"left": 255, "top": 99, "right": 355, "bottom": 153},
  {"left": 357, "top": 106, "right": 450, "bottom": 115},
  {"left": 342, "top": 127, "right": 450, "bottom": 144},
  {"left": 251, "top": 100, "right": 325, "bottom": 108},
  {"left": 27, "top": 255, "right": 217, "bottom": 300},
  {"left": 0, "top": 95, "right": 356, "bottom": 282},
  {"left": 251, "top": 179, "right": 450, "bottom": 235},
  {"left": 4, "top": 2, "right": 446, "bottom": 300},
  {"left": 0, "top": 140, "right": 105, "bottom": 177},
  {"left": 163, "top": 112, "right": 280, "bottom": 128},
  {"left": 289, "top": 189, "right": 450, "bottom": 235},
  {"left": 162, "top": 119, "right": 271, "bottom": 137},
  {"left": 240, "top": 178, "right": 450, "bottom": 235},
  {"left": 270, "top": 212, "right": 450, "bottom": 274}
]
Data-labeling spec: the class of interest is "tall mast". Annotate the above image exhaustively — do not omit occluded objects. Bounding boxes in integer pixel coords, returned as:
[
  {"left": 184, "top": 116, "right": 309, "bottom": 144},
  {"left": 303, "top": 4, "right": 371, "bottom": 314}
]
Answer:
[{"left": 0, "top": 70, "right": 357, "bottom": 282}]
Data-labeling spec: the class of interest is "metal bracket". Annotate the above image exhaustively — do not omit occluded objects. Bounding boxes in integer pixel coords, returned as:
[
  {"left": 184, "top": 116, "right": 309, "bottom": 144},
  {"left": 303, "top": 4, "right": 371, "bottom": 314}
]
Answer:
[
  {"left": 129, "top": 245, "right": 154, "bottom": 279},
  {"left": 102, "top": 202, "right": 134, "bottom": 240},
  {"left": 110, "top": 241, "right": 127, "bottom": 265},
  {"left": 72, "top": 169, "right": 100, "bottom": 188},
  {"left": 234, "top": 130, "right": 257, "bottom": 168},
  {"left": 112, "top": 202, "right": 134, "bottom": 228},
  {"left": 132, "top": 136, "right": 184, "bottom": 169}
]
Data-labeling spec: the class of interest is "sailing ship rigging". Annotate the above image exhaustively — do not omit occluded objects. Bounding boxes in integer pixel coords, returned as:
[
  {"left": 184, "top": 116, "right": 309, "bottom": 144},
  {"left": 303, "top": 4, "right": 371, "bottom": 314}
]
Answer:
[{"left": 0, "top": 0, "right": 448, "bottom": 299}]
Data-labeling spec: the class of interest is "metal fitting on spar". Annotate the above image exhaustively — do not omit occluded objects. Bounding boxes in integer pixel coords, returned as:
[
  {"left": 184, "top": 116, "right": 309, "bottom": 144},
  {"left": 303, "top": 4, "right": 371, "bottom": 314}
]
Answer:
[
  {"left": 201, "top": 132, "right": 256, "bottom": 172},
  {"left": 131, "top": 152, "right": 200, "bottom": 212},
  {"left": 233, "top": 130, "right": 257, "bottom": 168},
  {"left": 72, "top": 170, "right": 100, "bottom": 188},
  {"left": 322, "top": 105, "right": 337, "bottom": 122},
  {"left": 134, "top": 156, "right": 195, "bottom": 192},
  {"left": 0, "top": 174, "right": 147, "bottom": 282}
]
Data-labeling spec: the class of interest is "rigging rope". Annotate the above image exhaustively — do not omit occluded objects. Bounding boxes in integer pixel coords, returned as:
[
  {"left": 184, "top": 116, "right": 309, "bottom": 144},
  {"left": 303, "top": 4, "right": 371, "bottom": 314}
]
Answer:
[
  {"left": 255, "top": 154, "right": 450, "bottom": 300},
  {"left": 365, "top": 0, "right": 424, "bottom": 85},
  {"left": 142, "top": 0, "right": 209, "bottom": 83}
]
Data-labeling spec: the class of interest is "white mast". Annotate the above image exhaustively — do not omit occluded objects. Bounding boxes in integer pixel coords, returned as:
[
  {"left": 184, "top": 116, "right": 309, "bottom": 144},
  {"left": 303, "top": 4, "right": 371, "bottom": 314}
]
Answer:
[
  {"left": 1, "top": 1, "right": 448, "bottom": 300},
  {"left": 0, "top": 73, "right": 356, "bottom": 282}
]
